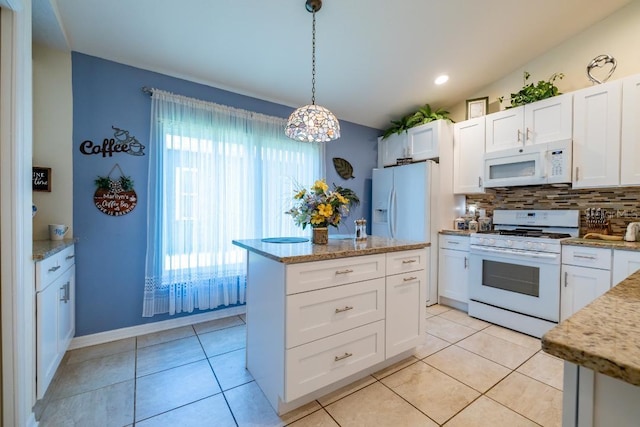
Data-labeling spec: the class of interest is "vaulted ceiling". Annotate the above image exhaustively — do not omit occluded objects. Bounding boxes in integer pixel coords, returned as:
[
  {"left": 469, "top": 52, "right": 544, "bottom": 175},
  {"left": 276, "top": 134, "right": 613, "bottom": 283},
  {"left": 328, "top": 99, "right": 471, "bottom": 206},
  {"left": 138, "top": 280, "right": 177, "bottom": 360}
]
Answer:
[{"left": 33, "top": 0, "right": 632, "bottom": 129}]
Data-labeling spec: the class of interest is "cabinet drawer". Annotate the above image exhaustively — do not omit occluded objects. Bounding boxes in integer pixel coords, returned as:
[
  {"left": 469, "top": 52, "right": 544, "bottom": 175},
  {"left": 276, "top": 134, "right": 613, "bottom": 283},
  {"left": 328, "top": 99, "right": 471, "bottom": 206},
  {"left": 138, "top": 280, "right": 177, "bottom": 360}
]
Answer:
[
  {"left": 562, "top": 245, "right": 611, "bottom": 270},
  {"left": 286, "top": 278, "right": 385, "bottom": 348},
  {"left": 439, "top": 234, "right": 469, "bottom": 251},
  {"left": 286, "top": 254, "right": 385, "bottom": 295},
  {"left": 36, "top": 245, "right": 75, "bottom": 291},
  {"left": 285, "top": 320, "right": 385, "bottom": 401},
  {"left": 386, "top": 249, "right": 427, "bottom": 276}
]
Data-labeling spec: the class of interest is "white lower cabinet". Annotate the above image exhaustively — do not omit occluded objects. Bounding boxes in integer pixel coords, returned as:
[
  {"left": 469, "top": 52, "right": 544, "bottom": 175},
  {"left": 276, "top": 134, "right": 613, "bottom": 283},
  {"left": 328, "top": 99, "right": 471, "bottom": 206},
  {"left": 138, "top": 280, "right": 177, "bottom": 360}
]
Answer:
[
  {"left": 560, "top": 246, "right": 611, "bottom": 322},
  {"left": 612, "top": 249, "right": 640, "bottom": 287},
  {"left": 246, "top": 249, "right": 427, "bottom": 415},
  {"left": 36, "top": 244, "right": 76, "bottom": 399},
  {"left": 563, "top": 362, "right": 640, "bottom": 427},
  {"left": 438, "top": 234, "right": 469, "bottom": 308}
]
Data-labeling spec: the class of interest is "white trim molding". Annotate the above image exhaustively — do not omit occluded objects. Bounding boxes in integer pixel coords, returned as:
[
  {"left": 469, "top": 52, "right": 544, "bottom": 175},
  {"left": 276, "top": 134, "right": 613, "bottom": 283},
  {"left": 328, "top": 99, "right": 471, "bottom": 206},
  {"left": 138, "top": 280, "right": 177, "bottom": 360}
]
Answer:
[
  {"left": 69, "top": 306, "right": 247, "bottom": 350},
  {"left": 1, "top": 1, "right": 34, "bottom": 426}
]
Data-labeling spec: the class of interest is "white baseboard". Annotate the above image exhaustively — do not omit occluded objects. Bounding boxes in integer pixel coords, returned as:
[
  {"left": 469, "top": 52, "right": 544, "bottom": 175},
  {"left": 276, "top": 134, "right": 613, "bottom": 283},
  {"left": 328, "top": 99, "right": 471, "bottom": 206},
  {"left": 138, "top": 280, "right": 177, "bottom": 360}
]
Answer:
[{"left": 69, "top": 306, "right": 247, "bottom": 350}]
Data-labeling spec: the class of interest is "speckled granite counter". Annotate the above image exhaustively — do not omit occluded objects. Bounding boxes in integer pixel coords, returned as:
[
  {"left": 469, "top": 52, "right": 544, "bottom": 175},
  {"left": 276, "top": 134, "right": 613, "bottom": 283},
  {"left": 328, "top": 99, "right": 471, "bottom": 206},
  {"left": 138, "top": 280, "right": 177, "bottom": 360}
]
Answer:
[
  {"left": 562, "top": 237, "right": 640, "bottom": 252},
  {"left": 542, "top": 269, "right": 640, "bottom": 386},
  {"left": 439, "top": 229, "right": 471, "bottom": 236},
  {"left": 33, "top": 239, "right": 76, "bottom": 261},
  {"left": 232, "top": 235, "right": 428, "bottom": 264}
]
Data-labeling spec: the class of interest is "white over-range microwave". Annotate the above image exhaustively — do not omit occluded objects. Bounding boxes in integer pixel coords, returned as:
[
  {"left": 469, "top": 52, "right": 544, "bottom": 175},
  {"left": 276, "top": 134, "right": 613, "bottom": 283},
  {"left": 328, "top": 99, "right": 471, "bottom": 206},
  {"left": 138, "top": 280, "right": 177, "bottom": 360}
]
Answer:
[{"left": 483, "top": 139, "right": 572, "bottom": 188}]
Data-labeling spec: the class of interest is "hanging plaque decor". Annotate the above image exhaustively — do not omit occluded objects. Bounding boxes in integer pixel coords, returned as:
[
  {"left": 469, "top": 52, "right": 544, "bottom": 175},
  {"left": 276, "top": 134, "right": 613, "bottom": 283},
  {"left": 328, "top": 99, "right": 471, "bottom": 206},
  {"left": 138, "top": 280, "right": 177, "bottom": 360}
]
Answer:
[{"left": 93, "top": 163, "right": 137, "bottom": 216}]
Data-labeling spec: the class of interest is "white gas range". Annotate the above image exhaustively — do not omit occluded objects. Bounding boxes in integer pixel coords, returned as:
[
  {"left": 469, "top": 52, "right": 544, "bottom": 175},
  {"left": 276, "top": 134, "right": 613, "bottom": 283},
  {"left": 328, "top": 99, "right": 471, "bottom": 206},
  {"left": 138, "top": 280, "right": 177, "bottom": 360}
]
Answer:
[{"left": 468, "top": 210, "right": 580, "bottom": 338}]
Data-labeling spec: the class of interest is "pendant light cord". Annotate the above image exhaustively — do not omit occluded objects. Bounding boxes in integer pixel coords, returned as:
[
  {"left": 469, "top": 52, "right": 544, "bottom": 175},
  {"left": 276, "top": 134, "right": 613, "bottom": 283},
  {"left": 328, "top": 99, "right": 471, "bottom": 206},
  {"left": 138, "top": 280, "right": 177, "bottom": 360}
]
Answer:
[{"left": 311, "top": 9, "right": 316, "bottom": 105}]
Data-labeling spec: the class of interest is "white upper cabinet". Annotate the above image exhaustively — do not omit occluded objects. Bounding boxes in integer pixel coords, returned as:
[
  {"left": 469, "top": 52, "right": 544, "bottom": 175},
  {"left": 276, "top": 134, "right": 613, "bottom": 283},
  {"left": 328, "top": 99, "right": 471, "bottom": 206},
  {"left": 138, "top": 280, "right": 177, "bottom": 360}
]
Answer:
[
  {"left": 378, "top": 120, "right": 449, "bottom": 167},
  {"left": 485, "top": 107, "right": 523, "bottom": 152},
  {"left": 572, "top": 80, "right": 622, "bottom": 188},
  {"left": 485, "top": 93, "right": 573, "bottom": 153},
  {"left": 378, "top": 132, "right": 407, "bottom": 168},
  {"left": 453, "top": 117, "right": 485, "bottom": 194},
  {"left": 620, "top": 74, "right": 640, "bottom": 186}
]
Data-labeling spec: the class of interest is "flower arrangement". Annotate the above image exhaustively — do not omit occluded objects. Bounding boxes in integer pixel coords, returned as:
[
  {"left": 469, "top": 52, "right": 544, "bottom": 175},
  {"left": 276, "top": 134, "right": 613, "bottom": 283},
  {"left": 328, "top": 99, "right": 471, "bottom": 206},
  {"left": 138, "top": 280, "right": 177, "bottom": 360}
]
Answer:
[{"left": 286, "top": 179, "right": 359, "bottom": 229}]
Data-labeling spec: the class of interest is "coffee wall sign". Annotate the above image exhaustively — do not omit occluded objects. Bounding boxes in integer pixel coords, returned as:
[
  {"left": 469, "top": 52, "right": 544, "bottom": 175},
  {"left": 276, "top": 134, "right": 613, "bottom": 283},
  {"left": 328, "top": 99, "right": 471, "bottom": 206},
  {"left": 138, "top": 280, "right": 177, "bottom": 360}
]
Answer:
[
  {"left": 80, "top": 126, "right": 146, "bottom": 158},
  {"left": 33, "top": 167, "right": 51, "bottom": 192},
  {"left": 93, "top": 164, "right": 137, "bottom": 216}
]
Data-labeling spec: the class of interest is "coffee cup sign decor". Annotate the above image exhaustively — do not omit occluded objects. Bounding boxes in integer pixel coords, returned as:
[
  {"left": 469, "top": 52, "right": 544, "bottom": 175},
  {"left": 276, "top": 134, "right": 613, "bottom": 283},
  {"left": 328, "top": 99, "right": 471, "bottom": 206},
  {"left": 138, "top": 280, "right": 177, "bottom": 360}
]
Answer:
[
  {"left": 93, "top": 164, "right": 137, "bottom": 216},
  {"left": 587, "top": 54, "right": 617, "bottom": 84}
]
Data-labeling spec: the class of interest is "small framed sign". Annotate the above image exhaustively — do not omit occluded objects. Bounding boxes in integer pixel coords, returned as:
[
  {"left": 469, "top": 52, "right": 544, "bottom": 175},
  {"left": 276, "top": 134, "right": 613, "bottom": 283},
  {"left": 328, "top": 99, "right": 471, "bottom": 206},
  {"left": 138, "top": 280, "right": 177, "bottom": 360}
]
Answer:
[
  {"left": 466, "top": 96, "right": 489, "bottom": 120},
  {"left": 32, "top": 167, "right": 51, "bottom": 192}
]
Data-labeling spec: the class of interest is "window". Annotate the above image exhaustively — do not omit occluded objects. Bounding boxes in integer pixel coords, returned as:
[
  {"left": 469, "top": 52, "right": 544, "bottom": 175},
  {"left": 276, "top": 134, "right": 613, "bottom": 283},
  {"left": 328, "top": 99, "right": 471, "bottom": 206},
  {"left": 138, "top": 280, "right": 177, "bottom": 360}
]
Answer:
[{"left": 143, "top": 90, "right": 322, "bottom": 316}]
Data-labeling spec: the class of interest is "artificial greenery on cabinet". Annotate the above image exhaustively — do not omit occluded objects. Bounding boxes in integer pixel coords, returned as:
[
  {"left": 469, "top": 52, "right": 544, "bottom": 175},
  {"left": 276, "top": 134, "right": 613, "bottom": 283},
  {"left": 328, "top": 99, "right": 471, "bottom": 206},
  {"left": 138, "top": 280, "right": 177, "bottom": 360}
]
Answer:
[
  {"left": 498, "top": 71, "right": 564, "bottom": 109},
  {"left": 382, "top": 104, "right": 453, "bottom": 139}
]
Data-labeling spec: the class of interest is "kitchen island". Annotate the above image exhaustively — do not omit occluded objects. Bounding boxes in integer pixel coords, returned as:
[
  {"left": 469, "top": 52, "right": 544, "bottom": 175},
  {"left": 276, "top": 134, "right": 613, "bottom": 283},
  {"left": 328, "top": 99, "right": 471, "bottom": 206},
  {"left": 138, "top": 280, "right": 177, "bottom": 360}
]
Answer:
[
  {"left": 542, "top": 269, "right": 640, "bottom": 426},
  {"left": 232, "top": 235, "right": 429, "bottom": 415}
]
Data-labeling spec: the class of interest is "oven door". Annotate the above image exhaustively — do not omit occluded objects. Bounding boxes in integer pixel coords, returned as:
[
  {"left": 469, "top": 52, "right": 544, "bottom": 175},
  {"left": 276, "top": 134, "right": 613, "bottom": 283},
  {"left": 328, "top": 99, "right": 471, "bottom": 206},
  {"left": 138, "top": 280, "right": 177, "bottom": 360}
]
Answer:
[{"left": 469, "top": 245, "right": 560, "bottom": 322}]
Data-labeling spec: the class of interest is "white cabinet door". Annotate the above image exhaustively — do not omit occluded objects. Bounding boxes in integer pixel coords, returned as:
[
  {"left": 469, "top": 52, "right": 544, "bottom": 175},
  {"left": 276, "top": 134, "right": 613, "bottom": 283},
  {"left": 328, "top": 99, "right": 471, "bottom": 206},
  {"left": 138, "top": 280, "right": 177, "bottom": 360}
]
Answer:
[
  {"left": 36, "top": 279, "right": 60, "bottom": 399},
  {"left": 386, "top": 271, "right": 424, "bottom": 358},
  {"left": 572, "top": 80, "right": 622, "bottom": 188},
  {"left": 561, "top": 264, "right": 611, "bottom": 321},
  {"left": 612, "top": 249, "right": 640, "bottom": 287},
  {"left": 620, "top": 74, "right": 640, "bottom": 185},
  {"left": 57, "top": 267, "right": 75, "bottom": 353},
  {"left": 523, "top": 93, "right": 573, "bottom": 146},
  {"left": 453, "top": 117, "right": 485, "bottom": 194},
  {"left": 485, "top": 107, "right": 524, "bottom": 152},
  {"left": 408, "top": 120, "right": 441, "bottom": 161},
  {"left": 378, "top": 133, "right": 407, "bottom": 167},
  {"left": 438, "top": 235, "right": 469, "bottom": 307},
  {"left": 438, "top": 246, "right": 469, "bottom": 305}
]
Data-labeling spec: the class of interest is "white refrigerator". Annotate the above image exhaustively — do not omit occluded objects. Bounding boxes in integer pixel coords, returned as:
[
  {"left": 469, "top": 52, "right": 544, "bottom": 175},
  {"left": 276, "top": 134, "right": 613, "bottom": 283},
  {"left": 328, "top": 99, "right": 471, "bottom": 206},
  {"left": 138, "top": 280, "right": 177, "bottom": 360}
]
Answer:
[{"left": 372, "top": 160, "right": 461, "bottom": 305}]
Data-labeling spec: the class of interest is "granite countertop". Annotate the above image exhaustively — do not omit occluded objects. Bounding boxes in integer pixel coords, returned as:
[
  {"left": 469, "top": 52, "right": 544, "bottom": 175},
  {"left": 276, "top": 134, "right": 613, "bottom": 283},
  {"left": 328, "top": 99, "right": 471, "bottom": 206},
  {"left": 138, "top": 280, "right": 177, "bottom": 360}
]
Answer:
[
  {"left": 232, "top": 235, "right": 429, "bottom": 264},
  {"left": 33, "top": 239, "right": 76, "bottom": 261},
  {"left": 562, "top": 237, "right": 640, "bottom": 252},
  {"left": 542, "top": 269, "right": 640, "bottom": 386},
  {"left": 439, "top": 229, "right": 471, "bottom": 236}
]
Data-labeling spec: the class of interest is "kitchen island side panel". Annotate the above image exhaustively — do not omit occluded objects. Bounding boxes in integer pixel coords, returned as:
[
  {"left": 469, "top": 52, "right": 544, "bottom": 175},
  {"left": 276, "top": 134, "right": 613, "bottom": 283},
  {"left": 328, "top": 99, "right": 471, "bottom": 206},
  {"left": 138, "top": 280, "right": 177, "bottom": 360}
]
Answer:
[{"left": 246, "top": 251, "right": 285, "bottom": 411}]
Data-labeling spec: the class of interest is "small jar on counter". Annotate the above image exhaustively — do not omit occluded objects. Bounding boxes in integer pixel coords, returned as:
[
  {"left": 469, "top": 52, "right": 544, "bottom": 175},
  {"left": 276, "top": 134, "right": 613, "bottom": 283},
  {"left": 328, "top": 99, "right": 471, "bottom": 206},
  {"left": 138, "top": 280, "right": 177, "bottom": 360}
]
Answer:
[
  {"left": 468, "top": 219, "right": 479, "bottom": 233},
  {"left": 454, "top": 217, "right": 466, "bottom": 230}
]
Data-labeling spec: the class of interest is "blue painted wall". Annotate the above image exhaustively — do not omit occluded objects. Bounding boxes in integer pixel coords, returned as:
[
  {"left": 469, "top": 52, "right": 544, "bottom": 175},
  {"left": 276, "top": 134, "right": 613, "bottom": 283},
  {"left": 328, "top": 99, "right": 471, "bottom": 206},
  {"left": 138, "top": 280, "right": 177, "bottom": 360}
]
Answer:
[{"left": 72, "top": 53, "right": 381, "bottom": 336}]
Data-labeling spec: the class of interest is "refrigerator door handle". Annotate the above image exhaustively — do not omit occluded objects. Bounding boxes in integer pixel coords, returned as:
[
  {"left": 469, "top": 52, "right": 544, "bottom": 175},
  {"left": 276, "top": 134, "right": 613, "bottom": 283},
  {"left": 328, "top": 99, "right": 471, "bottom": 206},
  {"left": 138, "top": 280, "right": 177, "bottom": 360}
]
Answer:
[{"left": 390, "top": 189, "right": 397, "bottom": 238}]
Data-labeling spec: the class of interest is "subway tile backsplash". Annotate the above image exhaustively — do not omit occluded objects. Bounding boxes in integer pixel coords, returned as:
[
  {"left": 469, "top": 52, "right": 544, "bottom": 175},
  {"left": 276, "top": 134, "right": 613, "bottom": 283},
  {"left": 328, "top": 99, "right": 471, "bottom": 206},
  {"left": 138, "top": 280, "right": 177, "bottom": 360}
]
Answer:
[{"left": 466, "top": 185, "right": 640, "bottom": 236}]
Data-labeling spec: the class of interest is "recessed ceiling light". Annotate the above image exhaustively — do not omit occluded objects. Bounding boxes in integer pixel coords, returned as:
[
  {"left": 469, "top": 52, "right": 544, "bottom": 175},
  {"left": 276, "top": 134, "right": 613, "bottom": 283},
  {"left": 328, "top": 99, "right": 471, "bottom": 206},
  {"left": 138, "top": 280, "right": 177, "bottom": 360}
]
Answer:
[{"left": 434, "top": 75, "right": 449, "bottom": 85}]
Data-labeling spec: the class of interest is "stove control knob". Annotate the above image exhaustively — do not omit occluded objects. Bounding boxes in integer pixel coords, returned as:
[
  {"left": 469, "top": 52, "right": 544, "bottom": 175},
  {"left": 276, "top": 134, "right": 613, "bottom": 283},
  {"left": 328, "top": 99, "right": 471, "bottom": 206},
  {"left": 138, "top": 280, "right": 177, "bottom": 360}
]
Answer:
[
  {"left": 525, "top": 242, "right": 533, "bottom": 249},
  {"left": 506, "top": 240, "right": 513, "bottom": 247},
  {"left": 489, "top": 239, "right": 495, "bottom": 245},
  {"left": 477, "top": 237, "right": 485, "bottom": 245},
  {"left": 539, "top": 243, "right": 546, "bottom": 250}
]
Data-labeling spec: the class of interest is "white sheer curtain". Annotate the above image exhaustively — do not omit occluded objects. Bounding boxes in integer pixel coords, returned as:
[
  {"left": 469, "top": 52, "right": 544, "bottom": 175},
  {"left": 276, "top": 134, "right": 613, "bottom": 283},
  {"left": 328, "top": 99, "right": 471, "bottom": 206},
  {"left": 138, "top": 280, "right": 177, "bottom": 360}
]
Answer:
[{"left": 143, "top": 89, "right": 322, "bottom": 316}]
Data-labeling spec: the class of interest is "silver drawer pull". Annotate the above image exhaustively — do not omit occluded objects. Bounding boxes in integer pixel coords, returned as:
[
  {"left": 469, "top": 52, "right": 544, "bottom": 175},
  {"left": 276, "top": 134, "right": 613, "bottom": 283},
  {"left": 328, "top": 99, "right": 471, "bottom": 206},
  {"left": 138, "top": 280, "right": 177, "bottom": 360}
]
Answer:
[
  {"left": 403, "top": 276, "right": 417, "bottom": 282},
  {"left": 402, "top": 259, "right": 417, "bottom": 263},
  {"left": 446, "top": 241, "right": 460, "bottom": 245},
  {"left": 574, "top": 254, "right": 597, "bottom": 260},
  {"left": 335, "top": 306, "right": 354, "bottom": 313},
  {"left": 334, "top": 352, "right": 353, "bottom": 362},
  {"left": 66, "top": 254, "right": 75, "bottom": 260},
  {"left": 48, "top": 265, "right": 61, "bottom": 272},
  {"left": 335, "top": 269, "right": 354, "bottom": 275}
]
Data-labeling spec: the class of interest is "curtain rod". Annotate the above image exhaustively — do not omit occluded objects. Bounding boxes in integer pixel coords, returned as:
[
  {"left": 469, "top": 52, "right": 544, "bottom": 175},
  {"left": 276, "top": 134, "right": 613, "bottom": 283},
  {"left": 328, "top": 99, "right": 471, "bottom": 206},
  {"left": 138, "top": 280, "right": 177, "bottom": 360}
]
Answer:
[{"left": 141, "top": 86, "right": 153, "bottom": 96}]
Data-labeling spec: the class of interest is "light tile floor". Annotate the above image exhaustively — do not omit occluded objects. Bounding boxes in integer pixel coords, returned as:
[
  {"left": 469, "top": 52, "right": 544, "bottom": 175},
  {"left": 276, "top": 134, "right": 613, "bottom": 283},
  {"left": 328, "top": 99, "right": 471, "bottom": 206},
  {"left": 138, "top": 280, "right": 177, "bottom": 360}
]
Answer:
[{"left": 37, "top": 306, "right": 564, "bottom": 426}]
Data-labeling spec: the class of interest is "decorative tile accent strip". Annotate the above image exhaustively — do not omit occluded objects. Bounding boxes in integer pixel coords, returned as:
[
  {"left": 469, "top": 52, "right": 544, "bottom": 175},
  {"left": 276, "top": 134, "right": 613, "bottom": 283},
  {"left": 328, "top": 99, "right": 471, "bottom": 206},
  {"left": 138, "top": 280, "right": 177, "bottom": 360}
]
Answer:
[{"left": 466, "top": 186, "right": 640, "bottom": 236}]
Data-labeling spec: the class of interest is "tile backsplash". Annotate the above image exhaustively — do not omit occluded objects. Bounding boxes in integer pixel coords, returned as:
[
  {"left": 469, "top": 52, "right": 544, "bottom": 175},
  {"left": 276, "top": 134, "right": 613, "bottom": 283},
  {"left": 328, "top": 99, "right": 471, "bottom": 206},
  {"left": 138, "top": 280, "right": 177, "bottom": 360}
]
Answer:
[{"left": 466, "top": 185, "right": 640, "bottom": 236}]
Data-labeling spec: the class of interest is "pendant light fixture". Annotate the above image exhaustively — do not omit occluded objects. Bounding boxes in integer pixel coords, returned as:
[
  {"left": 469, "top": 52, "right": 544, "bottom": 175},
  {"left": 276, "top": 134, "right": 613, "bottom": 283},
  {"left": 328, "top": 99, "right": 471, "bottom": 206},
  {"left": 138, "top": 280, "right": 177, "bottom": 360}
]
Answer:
[{"left": 285, "top": 0, "right": 340, "bottom": 142}]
